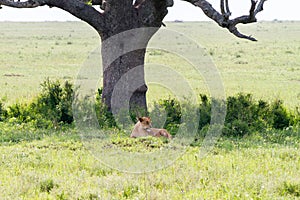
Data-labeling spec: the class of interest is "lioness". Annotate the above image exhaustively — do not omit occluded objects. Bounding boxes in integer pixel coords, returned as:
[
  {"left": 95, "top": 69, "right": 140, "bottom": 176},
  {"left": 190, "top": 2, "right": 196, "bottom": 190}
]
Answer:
[{"left": 130, "top": 117, "right": 172, "bottom": 139}]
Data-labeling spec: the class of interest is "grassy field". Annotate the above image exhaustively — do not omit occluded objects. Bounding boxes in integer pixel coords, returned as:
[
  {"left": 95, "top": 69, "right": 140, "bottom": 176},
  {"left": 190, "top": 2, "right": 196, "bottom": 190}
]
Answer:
[
  {"left": 0, "top": 132, "right": 300, "bottom": 199},
  {"left": 0, "top": 21, "right": 299, "bottom": 108},
  {"left": 0, "top": 21, "right": 299, "bottom": 199}
]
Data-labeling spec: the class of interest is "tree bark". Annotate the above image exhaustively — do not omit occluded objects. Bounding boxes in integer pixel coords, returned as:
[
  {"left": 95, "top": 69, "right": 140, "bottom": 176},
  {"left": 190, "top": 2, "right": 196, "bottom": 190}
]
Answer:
[
  {"left": 98, "top": 0, "right": 168, "bottom": 115},
  {"left": 100, "top": 23, "right": 159, "bottom": 115},
  {"left": 101, "top": 43, "right": 149, "bottom": 115}
]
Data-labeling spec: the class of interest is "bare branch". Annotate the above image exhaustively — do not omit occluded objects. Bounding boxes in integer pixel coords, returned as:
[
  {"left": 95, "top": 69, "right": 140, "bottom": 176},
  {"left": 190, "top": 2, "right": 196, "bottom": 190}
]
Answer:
[
  {"left": 49, "top": 0, "right": 106, "bottom": 32},
  {"left": 0, "top": 0, "right": 43, "bottom": 8},
  {"left": 220, "top": 0, "right": 230, "bottom": 19},
  {"left": 229, "top": 26, "right": 257, "bottom": 41},
  {"left": 182, "top": 0, "right": 267, "bottom": 41},
  {"left": 254, "top": 0, "right": 266, "bottom": 15},
  {"left": 249, "top": 0, "right": 257, "bottom": 19},
  {"left": 225, "top": 0, "right": 230, "bottom": 15},
  {"left": 0, "top": 0, "right": 107, "bottom": 32},
  {"left": 220, "top": 0, "right": 225, "bottom": 15}
]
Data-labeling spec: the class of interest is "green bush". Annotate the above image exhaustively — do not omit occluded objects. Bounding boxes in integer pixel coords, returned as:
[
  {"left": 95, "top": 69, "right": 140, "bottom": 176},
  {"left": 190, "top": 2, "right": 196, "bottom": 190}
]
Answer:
[
  {"left": 149, "top": 93, "right": 298, "bottom": 138},
  {"left": 71, "top": 87, "right": 117, "bottom": 129},
  {"left": 1, "top": 79, "right": 75, "bottom": 129},
  {"left": 0, "top": 77, "right": 298, "bottom": 141},
  {"left": 198, "top": 94, "right": 211, "bottom": 130},
  {"left": 224, "top": 94, "right": 262, "bottom": 136},
  {"left": 150, "top": 97, "right": 182, "bottom": 135},
  {"left": 33, "top": 78, "right": 74, "bottom": 125},
  {"left": 268, "top": 100, "right": 290, "bottom": 129},
  {"left": 0, "top": 101, "right": 6, "bottom": 121},
  {"left": 158, "top": 97, "right": 182, "bottom": 126},
  {"left": 199, "top": 93, "right": 297, "bottom": 137},
  {"left": 291, "top": 107, "right": 300, "bottom": 127},
  {"left": 94, "top": 88, "right": 116, "bottom": 128},
  {"left": 6, "top": 102, "right": 32, "bottom": 123}
]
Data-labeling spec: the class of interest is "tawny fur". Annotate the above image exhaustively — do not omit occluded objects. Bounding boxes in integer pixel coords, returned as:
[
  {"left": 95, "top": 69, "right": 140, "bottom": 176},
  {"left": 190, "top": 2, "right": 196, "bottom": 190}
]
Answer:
[{"left": 130, "top": 117, "right": 172, "bottom": 139}]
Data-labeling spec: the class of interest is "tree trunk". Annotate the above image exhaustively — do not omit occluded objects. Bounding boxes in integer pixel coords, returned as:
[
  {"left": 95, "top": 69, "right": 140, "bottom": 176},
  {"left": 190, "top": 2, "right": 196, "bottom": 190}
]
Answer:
[
  {"left": 94, "top": 0, "right": 169, "bottom": 116},
  {"left": 100, "top": 28, "right": 157, "bottom": 116},
  {"left": 102, "top": 48, "right": 147, "bottom": 115}
]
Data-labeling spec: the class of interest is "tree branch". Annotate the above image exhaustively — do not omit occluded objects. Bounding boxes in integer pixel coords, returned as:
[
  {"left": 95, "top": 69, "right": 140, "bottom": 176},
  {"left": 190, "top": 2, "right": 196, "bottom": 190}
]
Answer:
[
  {"left": 0, "top": 0, "right": 43, "bottom": 8},
  {"left": 183, "top": 0, "right": 267, "bottom": 41},
  {"left": 254, "top": 0, "right": 265, "bottom": 15},
  {"left": 0, "top": 0, "right": 106, "bottom": 32},
  {"left": 225, "top": 0, "right": 230, "bottom": 15},
  {"left": 49, "top": 0, "right": 106, "bottom": 31},
  {"left": 220, "top": 0, "right": 230, "bottom": 19},
  {"left": 137, "top": 0, "right": 173, "bottom": 27}
]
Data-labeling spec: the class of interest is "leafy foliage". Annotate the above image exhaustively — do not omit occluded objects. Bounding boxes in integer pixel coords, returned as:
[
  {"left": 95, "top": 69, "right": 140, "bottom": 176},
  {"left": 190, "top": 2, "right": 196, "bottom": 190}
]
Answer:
[
  {"left": 198, "top": 94, "right": 211, "bottom": 130},
  {"left": 0, "top": 79, "right": 299, "bottom": 142},
  {"left": 1, "top": 79, "right": 75, "bottom": 129},
  {"left": 34, "top": 78, "right": 74, "bottom": 125},
  {"left": 150, "top": 98, "right": 181, "bottom": 135},
  {"left": 40, "top": 179, "right": 57, "bottom": 193},
  {"left": 150, "top": 93, "right": 299, "bottom": 138},
  {"left": 278, "top": 181, "right": 300, "bottom": 197},
  {"left": 268, "top": 100, "right": 290, "bottom": 129},
  {"left": 94, "top": 88, "right": 117, "bottom": 128},
  {"left": 72, "top": 87, "right": 117, "bottom": 130},
  {"left": 0, "top": 101, "right": 6, "bottom": 121}
]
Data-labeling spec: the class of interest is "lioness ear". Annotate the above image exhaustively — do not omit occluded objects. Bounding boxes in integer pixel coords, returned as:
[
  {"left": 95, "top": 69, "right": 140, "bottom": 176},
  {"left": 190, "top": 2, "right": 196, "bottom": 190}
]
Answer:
[{"left": 138, "top": 117, "right": 143, "bottom": 122}]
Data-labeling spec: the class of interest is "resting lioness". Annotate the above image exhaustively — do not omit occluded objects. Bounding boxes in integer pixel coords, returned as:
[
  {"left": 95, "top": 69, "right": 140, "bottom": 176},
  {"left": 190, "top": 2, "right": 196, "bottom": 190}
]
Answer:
[{"left": 130, "top": 117, "right": 172, "bottom": 139}]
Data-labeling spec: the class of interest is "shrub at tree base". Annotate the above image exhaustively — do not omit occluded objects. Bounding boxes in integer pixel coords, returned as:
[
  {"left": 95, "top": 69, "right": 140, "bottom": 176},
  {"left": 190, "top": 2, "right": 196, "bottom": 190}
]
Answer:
[
  {"left": 151, "top": 93, "right": 299, "bottom": 138},
  {"left": 0, "top": 80, "right": 299, "bottom": 140}
]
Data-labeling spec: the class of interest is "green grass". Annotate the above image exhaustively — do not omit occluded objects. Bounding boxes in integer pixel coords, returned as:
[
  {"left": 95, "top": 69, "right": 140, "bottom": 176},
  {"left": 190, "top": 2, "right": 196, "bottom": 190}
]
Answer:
[
  {"left": 0, "top": 21, "right": 299, "bottom": 108},
  {"left": 0, "top": 134, "right": 299, "bottom": 199}
]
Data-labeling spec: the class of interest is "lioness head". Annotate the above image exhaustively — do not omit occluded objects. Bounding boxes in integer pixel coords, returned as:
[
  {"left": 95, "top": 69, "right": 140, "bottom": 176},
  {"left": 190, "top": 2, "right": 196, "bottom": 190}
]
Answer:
[{"left": 138, "top": 117, "right": 152, "bottom": 130}]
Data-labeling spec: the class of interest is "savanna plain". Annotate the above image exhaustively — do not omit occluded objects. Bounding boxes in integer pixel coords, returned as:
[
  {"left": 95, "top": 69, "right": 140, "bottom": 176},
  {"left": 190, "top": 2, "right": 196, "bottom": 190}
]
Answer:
[{"left": 0, "top": 21, "right": 299, "bottom": 199}]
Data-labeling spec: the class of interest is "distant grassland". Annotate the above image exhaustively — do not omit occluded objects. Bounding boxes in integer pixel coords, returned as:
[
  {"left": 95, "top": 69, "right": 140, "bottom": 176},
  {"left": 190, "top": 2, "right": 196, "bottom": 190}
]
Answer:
[{"left": 0, "top": 21, "right": 299, "bottom": 108}]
